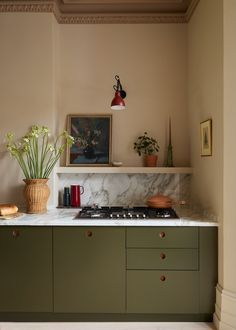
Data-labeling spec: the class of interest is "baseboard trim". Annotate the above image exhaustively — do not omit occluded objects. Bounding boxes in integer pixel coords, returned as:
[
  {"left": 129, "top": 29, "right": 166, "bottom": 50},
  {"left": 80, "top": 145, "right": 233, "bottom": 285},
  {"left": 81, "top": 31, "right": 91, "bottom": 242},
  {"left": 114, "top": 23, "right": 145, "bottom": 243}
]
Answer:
[
  {"left": 214, "top": 284, "right": 236, "bottom": 329},
  {"left": 0, "top": 313, "right": 213, "bottom": 322}
]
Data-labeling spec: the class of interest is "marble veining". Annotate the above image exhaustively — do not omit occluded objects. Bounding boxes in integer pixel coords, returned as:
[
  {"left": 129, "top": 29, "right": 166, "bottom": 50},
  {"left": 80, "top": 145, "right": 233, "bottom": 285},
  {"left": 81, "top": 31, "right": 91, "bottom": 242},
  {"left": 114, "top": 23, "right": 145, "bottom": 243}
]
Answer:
[
  {"left": 0, "top": 207, "right": 218, "bottom": 227},
  {"left": 57, "top": 173, "right": 191, "bottom": 207}
]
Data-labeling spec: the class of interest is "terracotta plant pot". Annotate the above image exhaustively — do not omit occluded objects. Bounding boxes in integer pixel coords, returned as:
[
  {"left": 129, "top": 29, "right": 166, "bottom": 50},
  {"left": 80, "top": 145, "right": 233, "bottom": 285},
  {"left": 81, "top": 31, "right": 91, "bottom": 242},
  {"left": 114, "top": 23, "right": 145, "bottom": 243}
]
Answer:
[
  {"left": 23, "top": 179, "right": 50, "bottom": 214},
  {"left": 144, "top": 155, "right": 158, "bottom": 167}
]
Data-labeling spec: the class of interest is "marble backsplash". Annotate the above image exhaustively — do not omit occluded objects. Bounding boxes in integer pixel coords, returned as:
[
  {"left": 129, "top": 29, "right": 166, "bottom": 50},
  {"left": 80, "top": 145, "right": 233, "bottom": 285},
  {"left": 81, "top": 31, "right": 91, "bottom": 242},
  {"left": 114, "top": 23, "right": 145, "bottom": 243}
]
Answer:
[{"left": 57, "top": 173, "right": 191, "bottom": 207}]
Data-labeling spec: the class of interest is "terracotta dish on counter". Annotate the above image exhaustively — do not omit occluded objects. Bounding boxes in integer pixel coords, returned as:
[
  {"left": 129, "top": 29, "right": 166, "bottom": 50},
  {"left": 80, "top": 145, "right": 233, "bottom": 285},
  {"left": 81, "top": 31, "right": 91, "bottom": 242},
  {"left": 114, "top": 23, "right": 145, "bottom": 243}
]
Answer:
[{"left": 147, "top": 194, "right": 173, "bottom": 208}]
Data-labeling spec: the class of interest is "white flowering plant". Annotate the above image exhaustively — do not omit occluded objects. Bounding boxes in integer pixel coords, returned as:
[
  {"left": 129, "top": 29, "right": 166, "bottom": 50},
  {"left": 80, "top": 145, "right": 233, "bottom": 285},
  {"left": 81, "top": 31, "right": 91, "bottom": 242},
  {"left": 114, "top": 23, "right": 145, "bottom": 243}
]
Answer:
[{"left": 6, "top": 125, "right": 74, "bottom": 179}]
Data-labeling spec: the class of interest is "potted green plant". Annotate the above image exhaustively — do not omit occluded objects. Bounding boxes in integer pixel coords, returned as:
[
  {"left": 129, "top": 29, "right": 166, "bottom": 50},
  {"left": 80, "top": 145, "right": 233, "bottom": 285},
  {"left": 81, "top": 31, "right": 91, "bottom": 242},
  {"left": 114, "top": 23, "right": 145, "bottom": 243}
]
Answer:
[
  {"left": 6, "top": 125, "right": 74, "bottom": 213},
  {"left": 133, "top": 132, "right": 160, "bottom": 167}
]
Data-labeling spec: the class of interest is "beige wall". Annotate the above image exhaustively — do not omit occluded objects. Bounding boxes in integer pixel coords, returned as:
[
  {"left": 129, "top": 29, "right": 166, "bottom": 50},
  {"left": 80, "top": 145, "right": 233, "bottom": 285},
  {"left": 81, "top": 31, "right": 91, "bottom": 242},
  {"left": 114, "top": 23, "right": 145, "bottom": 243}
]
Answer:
[
  {"left": 214, "top": 1, "right": 236, "bottom": 329},
  {"left": 187, "top": 0, "right": 224, "bottom": 323},
  {"left": 57, "top": 24, "right": 189, "bottom": 167},
  {"left": 188, "top": 0, "right": 236, "bottom": 328},
  {"left": 0, "top": 13, "right": 57, "bottom": 205},
  {"left": 223, "top": 0, "right": 236, "bottom": 295},
  {"left": 0, "top": 14, "right": 189, "bottom": 206},
  {"left": 187, "top": 0, "right": 223, "bottom": 217}
]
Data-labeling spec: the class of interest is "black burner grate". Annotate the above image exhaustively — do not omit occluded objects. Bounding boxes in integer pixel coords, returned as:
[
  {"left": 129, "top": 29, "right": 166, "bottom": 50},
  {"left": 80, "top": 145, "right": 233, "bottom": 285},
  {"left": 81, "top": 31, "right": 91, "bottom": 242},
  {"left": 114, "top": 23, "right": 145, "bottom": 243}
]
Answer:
[{"left": 76, "top": 206, "right": 179, "bottom": 220}]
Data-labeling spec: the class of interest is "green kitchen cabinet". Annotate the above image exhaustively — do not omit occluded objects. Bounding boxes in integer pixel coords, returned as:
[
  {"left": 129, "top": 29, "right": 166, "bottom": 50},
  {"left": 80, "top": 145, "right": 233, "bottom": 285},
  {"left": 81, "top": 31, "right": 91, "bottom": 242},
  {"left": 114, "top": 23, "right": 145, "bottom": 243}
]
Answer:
[
  {"left": 127, "top": 270, "right": 199, "bottom": 313},
  {"left": 0, "top": 227, "right": 53, "bottom": 312},
  {"left": 0, "top": 225, "right": 217, "bottom": 321},
  {"left": 199, "top": 227, "right": 218, "bottom": 313},
  {"left": 53, "top": 227, "right": 126, "bottom": 313},
  {"left": 126, "top": 227, "right": 217, "bottom": 315},
  {"left": 127, "top": 248, "right": 199, "bottom": 270},
  {"left": 126, "top": 227, "right": 198, "bottom": 248}
]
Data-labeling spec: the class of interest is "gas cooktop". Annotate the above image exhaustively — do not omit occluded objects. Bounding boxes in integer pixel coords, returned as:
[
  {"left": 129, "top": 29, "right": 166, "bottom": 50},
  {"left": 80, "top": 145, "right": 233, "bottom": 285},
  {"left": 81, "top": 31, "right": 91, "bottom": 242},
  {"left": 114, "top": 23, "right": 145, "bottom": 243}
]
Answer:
[{"left": 76, "top": 206, "right": 179, "bottom": 220}]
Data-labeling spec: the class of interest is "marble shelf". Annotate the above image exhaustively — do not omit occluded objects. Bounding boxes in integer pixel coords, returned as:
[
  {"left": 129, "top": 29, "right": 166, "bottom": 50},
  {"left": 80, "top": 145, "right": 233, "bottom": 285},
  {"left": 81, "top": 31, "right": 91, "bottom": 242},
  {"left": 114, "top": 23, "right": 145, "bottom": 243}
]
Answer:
[{"left": 55, "top": 166, "right": 193, "bottom": 174}]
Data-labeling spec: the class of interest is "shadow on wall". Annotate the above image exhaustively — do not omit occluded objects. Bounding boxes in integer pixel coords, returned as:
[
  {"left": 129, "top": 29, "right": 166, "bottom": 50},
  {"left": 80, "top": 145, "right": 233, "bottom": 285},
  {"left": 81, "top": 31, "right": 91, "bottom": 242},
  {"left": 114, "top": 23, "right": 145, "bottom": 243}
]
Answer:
[{"left": 0, "top": 144, "right": 25, "bottom": 206}]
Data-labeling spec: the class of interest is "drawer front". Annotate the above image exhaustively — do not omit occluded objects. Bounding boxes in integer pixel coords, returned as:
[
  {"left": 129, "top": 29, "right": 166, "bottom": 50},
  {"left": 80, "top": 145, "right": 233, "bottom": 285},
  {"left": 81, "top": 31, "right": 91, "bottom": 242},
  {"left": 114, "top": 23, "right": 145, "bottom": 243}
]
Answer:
[
  {"left": 127, "top": 270, "right": 199, "bottom": 313},
  {"left": 126, "top": 227, "right": 198, "bottom": 248},
  {"left": 127, "top": 248, "right": 199, "bottom": 270}
]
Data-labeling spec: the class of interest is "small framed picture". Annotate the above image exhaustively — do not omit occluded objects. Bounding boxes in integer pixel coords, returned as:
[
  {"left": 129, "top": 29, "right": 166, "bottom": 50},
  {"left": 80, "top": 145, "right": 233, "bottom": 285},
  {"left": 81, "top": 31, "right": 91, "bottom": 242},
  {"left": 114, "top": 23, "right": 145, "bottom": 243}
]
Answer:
[
  {"left": 66, "top": 114, "right": 112, "bottom": 166},
  {"left": 200, "top": 119, "right": 212, "bottom": 156}
]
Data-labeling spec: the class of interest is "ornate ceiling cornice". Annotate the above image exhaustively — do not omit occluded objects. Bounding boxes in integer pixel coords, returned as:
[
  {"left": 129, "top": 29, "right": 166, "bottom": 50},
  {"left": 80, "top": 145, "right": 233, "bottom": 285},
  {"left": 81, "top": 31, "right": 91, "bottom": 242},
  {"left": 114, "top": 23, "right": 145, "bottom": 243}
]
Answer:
[
  {"left": 58, "top": 13, "right": 187, "bottom": 24},
  {"left": 0, "top": 0, "right": 200, "bottom": 24},
  {"left": 0, "top": 2, "right": 54, "bottom": 13}
]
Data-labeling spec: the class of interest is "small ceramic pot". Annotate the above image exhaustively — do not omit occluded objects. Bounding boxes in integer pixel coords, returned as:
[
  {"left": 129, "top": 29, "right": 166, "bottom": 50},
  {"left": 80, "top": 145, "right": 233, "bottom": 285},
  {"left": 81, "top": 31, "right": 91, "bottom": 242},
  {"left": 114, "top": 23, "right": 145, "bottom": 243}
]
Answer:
[{"left": 144, "top": 155, "right": 158, "bottom": 167}]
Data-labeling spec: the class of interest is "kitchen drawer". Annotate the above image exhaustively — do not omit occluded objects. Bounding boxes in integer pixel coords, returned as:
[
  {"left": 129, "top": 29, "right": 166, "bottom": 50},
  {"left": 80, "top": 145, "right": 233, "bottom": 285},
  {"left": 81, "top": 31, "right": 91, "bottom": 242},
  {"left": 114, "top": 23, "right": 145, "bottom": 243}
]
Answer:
[
  {"left": 126, "top": 227, "right": 198, "bottom": 248},
  {"left": 127, "top": 248, "right": 199, "bottom": 270},
  {"left": 127, "top": 270, "right": 199, "bottom": 313}
]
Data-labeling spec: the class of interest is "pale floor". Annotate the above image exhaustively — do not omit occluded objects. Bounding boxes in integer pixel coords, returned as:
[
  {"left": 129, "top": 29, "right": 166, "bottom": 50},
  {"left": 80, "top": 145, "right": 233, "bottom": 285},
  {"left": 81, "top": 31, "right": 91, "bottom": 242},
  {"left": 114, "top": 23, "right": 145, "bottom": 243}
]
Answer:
[{"left": 0, "top": 323, "right": 216, "bottom": 330}]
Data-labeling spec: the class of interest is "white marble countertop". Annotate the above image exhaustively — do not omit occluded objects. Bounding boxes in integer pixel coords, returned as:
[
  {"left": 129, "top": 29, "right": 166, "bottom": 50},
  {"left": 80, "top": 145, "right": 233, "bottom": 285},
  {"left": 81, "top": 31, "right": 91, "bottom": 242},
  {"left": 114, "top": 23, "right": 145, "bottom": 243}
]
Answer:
[{"left": 0, "top": 206, "right": 218, "bottom": 227}]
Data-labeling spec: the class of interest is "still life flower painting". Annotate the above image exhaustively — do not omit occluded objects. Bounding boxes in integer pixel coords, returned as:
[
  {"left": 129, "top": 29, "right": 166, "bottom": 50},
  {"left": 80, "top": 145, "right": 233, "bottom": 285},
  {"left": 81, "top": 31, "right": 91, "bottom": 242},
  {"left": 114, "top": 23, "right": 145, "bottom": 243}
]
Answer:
[{"left": 66, "top": 114, "right": 112, "bottom": 166}]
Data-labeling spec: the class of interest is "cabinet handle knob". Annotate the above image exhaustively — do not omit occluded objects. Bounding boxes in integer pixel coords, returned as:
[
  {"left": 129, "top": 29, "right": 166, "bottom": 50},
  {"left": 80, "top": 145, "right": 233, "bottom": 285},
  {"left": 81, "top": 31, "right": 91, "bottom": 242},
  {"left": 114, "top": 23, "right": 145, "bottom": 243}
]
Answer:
[
  {"left": 159, "top": 231, "right": 166, "bottom": 238},
  {"left": 160, "top": 252, "right": 166, "bottom": 260},
  {"left": 12, "top": 229, "right": 20, "bottom": 238},
  {"left": 160, "top": 275, "right": 166, "bottom": 282},
  {"left": 86, "top": 230, "right": 93, "bottom": 237}
]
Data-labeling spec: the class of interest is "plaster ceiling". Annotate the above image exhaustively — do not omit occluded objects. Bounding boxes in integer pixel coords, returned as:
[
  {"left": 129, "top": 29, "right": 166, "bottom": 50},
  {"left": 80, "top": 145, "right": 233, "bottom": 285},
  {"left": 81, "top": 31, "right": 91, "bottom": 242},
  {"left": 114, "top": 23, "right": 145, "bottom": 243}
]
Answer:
[
  {"left": 58, "top": 0, "right": 194, "bottom": 14},
  {"left": 0, "top": 0, "right": 200, "bottom": 23}
]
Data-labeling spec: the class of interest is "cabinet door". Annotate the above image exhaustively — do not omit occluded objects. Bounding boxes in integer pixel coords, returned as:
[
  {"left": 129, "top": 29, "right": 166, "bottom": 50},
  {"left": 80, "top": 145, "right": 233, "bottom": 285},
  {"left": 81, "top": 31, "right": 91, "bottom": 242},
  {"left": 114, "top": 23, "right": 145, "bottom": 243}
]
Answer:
[
  {"left": 0, "top": 227, "right": 53, "bottom": 312},
  {"left": 127, "top": 270, "right": 199, "bottom": 313},
  {"left": 53, "top": 227, "right": 126, "bottom": 313}
]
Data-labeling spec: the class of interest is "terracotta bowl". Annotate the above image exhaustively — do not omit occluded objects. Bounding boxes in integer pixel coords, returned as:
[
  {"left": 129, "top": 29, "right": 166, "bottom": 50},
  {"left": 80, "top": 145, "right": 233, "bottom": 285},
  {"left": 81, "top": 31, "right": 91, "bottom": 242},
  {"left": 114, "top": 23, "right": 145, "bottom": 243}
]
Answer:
[{"left": 147, "top": 193, "right": 173, "bottom": 208}]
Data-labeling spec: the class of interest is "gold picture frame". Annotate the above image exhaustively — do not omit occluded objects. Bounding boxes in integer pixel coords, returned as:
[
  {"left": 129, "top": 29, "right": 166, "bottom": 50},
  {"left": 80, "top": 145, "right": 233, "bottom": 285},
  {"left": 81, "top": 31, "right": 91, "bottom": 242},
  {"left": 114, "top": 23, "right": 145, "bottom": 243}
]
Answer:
[
  {"left": 200, "top": 119, "right": 212, "bottom": 156},
  {"left": 66, "top": 114, "right": 112, "bottom": 166}
]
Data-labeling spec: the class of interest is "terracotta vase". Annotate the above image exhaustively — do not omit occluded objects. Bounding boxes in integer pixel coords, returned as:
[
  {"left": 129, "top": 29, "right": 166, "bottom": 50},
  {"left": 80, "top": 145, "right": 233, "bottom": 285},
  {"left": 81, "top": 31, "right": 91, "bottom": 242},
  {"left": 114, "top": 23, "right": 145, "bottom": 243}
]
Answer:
[
  {"left": 144, "top": 155, "right": 158, "bottom": 167},
  {"left": 23, "top": 179, "right": 50, "bottom": 214}
]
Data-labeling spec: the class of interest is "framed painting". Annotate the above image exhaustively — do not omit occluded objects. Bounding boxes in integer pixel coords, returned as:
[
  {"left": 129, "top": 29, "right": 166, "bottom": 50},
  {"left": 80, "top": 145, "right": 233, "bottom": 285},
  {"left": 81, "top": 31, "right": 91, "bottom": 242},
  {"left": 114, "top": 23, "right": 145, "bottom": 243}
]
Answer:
[
  {"left": 200, "top": 119, "right": 212, "bottom": 156},
  {"left": 66, "top": 114, "right": 112, "bottom": 166}
]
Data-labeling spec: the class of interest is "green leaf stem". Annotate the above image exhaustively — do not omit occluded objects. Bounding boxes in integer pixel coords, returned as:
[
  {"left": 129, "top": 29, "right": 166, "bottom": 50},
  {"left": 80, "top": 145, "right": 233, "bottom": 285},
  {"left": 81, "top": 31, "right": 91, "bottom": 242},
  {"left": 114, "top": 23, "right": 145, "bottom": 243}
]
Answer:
[{"left": 5, "top": 126, "right": 74, "bottom": 179}]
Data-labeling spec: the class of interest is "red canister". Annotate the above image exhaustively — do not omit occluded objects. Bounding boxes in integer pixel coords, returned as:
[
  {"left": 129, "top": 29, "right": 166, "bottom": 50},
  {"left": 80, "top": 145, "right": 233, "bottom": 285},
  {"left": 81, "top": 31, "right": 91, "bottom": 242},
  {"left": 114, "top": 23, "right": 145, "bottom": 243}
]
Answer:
[{"left": 70, "top": 185, "right": 84, "bottom": 207}]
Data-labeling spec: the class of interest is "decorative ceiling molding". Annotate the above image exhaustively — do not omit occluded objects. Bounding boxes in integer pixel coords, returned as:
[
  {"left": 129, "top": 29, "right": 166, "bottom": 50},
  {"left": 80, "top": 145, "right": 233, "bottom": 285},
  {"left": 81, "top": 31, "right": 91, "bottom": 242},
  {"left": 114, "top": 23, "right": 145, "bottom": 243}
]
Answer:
[
  {"left": 0, "top": 0, "right": 199, "bottom": 24},
  {"left": 0, "top": 2, "right": 54, "bottom": 13},
  {"left": 185, "top": 0, "right": 199, "bottom": 21},
  {"left": 61, "top": 0, "right": 185, "bottom": 4},
  {"left": 58, "top": 13, "right": 186, "bottom": 24}
]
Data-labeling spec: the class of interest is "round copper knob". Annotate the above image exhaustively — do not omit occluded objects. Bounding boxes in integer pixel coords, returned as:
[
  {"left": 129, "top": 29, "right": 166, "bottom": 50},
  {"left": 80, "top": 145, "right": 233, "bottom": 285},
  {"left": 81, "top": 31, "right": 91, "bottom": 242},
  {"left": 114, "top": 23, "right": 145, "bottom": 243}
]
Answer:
[
  {"left": 159, "top": 231, "right": 166, "bottom": 238},
  {"left": 160, "top": 252, "right": 166, "bottom": 260},
  {"left": 86, "top": 230, "right": 93, "bottom": 237},
  {"left": 160, "top": 275, "right": 166, "bottom": 282},
  {"left": 12, "top": 229, "right": 20, "bottom": 238}
]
